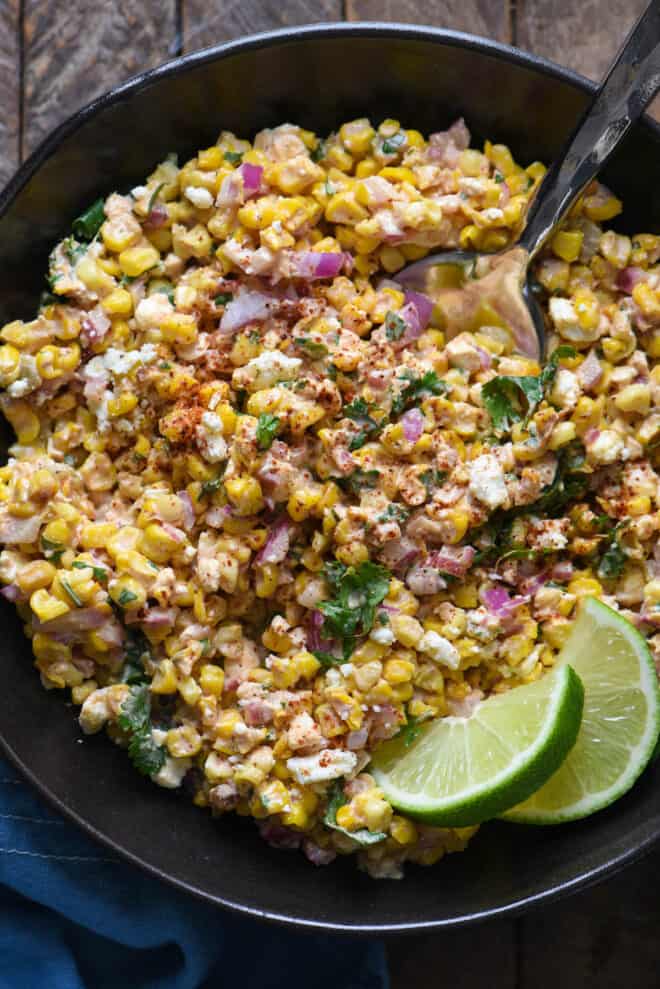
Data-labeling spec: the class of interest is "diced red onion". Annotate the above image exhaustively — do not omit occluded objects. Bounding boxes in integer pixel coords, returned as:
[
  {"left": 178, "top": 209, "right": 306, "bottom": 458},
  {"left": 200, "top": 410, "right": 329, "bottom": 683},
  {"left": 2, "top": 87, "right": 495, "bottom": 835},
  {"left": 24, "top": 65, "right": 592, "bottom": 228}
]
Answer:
[
  {"left": 476, "top": 346, "right": 492, "bottom": 370},
  {"left": 0, "top": 514, "right": 43, "bottom": 545},
  {"left": 205, "top": 505, "right": 233, "bottom": 528},
  {"left": 405, "top": 565, "right": 447, "bottom": 596},
  {"left": 143, "top": 202, "right": 168, "bottom": 230},
  {"left": 141, "top": 607, "right": 177, "bottom": 628},
  {"left": 577, "top": 350, "right": 603, "bottom": 391},
  {"left": 34, "top": 607, "right": 108, "bottom": 642},
  {"left": 428, "top": 545, "right": 476, "bottom": 577},
  {"left": 220, "top": 289, "right": 275, "bottom": 334},
  {"left": 481, "top": 585, "right": 527, "bottom": 618},
  {"left": 306, "top": 609, "right": 334, "bottom": 652},
  {"left": 302, "top": 839, "right": 337, "bottom": 866},
  {"left": 404, "top": 290, "right": 434, "bottom": 330},
  {"left": 346, "top": 727, "right": 369, "bottom": 750},
  {"left": 616, "top": 266, "right": 647, "bottom": 294},
  {"left": 257, "top": 820, "right": 301, "bottom": 850},
  {"left": 161, "top": 522, "right": 185, "bottom": 543},
  {"left": 0, "top": 583, "right": 22, "bottom": 603},
  {"left": 243, "top": 700, "right": 274, "bottom": 727},
  {"left": 177, "top": 490, "right": 195, "bottom": 531},
  {"left": 255, "top": 517, "right": 291, "bottom": 565},
  {"left": 584, "top": 428, "right": 601, "bottom": 445},
  {"left": 447, "top": 690, "right": 484, "bottom": 718},
  {"left": 549, "top": 560, "right": 574, "bottom": 582},
  {"left": 379, "top": 537, "right": 419, "bottom": 571},
  {"left": 80, "top": 308, "right": 111, "bottom": 347},
  {"left": 239, "top": 163, "right": 263, "bottom": 199},
  {"left": 95, "top": 621, "right": 125, "bottom": 648},
  {"left": 287, "top": 251, "right": 347, "bottom": 280},
  {"left": 401, "top": 408, "right": 424, "bottom": 443}
]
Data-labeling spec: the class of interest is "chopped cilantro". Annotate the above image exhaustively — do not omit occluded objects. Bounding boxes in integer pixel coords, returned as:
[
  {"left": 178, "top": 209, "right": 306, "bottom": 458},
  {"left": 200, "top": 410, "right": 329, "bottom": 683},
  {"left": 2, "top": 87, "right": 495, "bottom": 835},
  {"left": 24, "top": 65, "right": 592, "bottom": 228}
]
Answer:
[
  {"left": 391, "top": 370, "right": 449, "bottom": 416},
  {"left": 121, "top": 629, "right": 151, "bottom": 685},
  {"left": 294, "top": 337, "right": 328, "bottom": 359},
  {"left": 376, "top": 503, "right": 409, "bottom": 525},
  {"left": 60, "top": 579, "right": 82, "bottom": 608},
  {"left": 310, "top": 140, "right": 327, "bottom": 163},
  {"left": 71, "top": 560, "right": 107, "bottom": 584},
  {"left": 40, "top": 535, "right": 64, "bottom": 564},
  {"left": 323, "top": 780, "right": 386, "bottom": 845},
  {"left": 529, "top": 440, "right": 588, "bottom": 516},
  {"left": 199, "top": 476, "right": 224, "bottom": 499},
  {"left": 318, "top": 560, "right": 391, "bottom": 659},
  {"left": 482, "top": 346, "right": 576, "bottom": 433},
  {"left": 335, "top": 468, "right": 379, "bottom": 496},
  {"left": 256, "top": 413, "right": 281, "bottom": 450},
  {"left": 147, "top": 182, "right": 165, "bottom": 213},
  {"left": 381, "top": 131, "right": 406, "bottom": 155},
  {"left": 597, "top": 522, "right": 629, "bottom": 580},
  {"left": 118, "top": 684, "right": 166, "bottom": 777},
  {"left": 494, "top": 172, "right": 505, "bottom": 183},
  {"left": 117, "top": 588, "right": 138, "bottom": 607},
  {"left": 224, "top": 151, "right": 243, "bottom": 165},
  {"left": 215, "top": 292, "right": 233, "bottom": 306},
  {"left": 396, "top": 714, "right": 423, "bottom": 748},
  {"left": 420, "top": 468, "right": 447, "bottom": 496},
  {"left": 72, "top": 198, "right": 105, "bottom": 241},
  {"left": 312, "top": 650, "right": 344, "bottom": 667},
  {"left": 63, "top": 236, "right": 87, "bottom": 266},
  {"left": 384, "top": 310, "right": 407, "bottom": 341}
]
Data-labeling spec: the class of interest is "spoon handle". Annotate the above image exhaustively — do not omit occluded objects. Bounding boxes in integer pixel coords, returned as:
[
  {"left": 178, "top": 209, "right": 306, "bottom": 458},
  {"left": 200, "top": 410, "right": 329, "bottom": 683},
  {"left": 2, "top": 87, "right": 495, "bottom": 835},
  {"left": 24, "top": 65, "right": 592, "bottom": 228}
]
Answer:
[{"left": 519, "top": 0, "right": 660, "bottom": 260}]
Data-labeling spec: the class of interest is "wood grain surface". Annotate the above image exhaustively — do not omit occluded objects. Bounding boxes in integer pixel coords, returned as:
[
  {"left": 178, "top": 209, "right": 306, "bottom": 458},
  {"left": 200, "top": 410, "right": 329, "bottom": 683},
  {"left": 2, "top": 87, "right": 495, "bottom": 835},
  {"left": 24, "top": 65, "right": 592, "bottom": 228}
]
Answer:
[
  {"left": 181, "top": 0, "right": 342, "bottom": 53},
  {"left": 0, "top": 4, "right": 660, "bottom": 989},
  {"left": 0, "top": 0, "right": 20, "bottom": 187},
  {"left": 22, "top": 0, "right": 178, "bottom": 157},
  {"left": 346, "top": 0, "right": 510, "bottom": 41}
]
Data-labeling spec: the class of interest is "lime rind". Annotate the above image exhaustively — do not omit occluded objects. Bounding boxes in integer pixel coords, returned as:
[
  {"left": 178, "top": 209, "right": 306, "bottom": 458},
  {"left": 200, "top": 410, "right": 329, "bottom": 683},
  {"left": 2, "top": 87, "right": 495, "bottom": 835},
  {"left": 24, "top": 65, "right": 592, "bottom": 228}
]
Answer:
[
  {"left": 502, "top": 597, "right": 660, "bottom": 825},
  {"left": 371, "top": 664, "right": 584, "bottom": 827}
]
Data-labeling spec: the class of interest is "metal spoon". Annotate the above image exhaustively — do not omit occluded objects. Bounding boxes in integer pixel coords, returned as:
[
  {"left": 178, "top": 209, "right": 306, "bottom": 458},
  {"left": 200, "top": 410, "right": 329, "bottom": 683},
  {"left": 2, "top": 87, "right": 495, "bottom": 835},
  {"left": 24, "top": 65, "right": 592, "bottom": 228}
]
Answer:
[{"left": 397, "top": 0, "right": 660, "bottom": 360}]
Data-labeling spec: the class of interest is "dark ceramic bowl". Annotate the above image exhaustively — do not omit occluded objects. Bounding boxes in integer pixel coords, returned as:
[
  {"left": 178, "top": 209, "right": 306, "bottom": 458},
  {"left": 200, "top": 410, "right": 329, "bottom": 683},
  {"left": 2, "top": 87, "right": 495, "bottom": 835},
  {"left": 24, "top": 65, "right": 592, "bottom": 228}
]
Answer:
[{"left": 0, "top": 23, "right": 659, "bottom": 933}]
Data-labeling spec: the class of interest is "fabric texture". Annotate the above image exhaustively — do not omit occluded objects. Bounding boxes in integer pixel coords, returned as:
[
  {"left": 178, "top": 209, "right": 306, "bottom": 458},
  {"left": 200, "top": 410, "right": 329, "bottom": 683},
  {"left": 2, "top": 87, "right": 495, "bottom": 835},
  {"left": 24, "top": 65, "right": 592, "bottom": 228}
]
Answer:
[{"left": 0, "top": 756, "right": 387, "bottom": 989}]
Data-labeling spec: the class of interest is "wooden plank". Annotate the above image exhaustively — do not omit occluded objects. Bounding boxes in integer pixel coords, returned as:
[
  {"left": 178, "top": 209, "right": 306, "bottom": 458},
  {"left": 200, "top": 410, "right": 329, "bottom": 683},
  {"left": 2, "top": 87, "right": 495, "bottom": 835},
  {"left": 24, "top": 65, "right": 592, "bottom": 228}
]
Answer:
[
  {"left": 22, "top": 0, "right": 178, "bottom": 158},
  {"left": 0, "top": 0, "right": 20, "bottom": 187},
  {"left": 389, "top": 919, "right": 517, "bottom": 989},
  {"left": 519, "top": 847, "right": 660, "bottom": 989},
  {"left": 346, "top": 0, "right": 510, "bottom": 43},
  {"left": 181, "top": 0, "right": 342, "bottom": 53}
]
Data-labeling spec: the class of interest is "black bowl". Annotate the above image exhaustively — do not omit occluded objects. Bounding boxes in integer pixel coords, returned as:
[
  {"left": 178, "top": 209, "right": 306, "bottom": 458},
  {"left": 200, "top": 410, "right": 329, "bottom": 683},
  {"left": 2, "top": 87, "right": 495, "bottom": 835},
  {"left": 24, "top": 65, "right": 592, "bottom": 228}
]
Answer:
[{"left": 0, "top": 23, "right": 658, "bottom": 933}]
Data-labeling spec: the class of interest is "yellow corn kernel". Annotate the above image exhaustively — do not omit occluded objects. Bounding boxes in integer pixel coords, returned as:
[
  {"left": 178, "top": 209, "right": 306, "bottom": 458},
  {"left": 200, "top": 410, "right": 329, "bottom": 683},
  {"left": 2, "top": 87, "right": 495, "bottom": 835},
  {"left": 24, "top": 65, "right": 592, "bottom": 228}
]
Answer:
[
  {"left": 627, "top": 494, "right": 651, "bottom": 516},
  {"left": 151, "top": 658, "right": 178, "bottom": 694},
  {"left": 197, "top": 146, "right": 224, "bottom": 170},
  {"left": 101, "top": 287, "right": 134, "bottom": 316},
  {"left": 583, "top": 191, "right": 622, "bottom": 222},
  {"left": 325, "top": 191, "right": 367, "bottom": 225},
  {"left": 258, "top": 779, "right": 290, "bottom": 815},
  {"left": 383, "top": 658, "right": 415, "bottom": 684},
  {"left": 32, "top": 634, "right": 72, "bottom": 664},
  {"left": 109, "top": 576, "right": 146, "bottom": 611},
  {"left": 453, "top": 583, "right": 478, "bottom": 609},
  {"left": 80, "top": 522, "right": 117, "bottom": 550},
  {"left": 484, "top": 141, "right": 516, "bottom": 177},
  {"left": 339, "top": 119, "right": 376, "bottom": 155},
  {"left": 30, "top": 589, "right": 70, "bottom": 623},
  {"left": 9, "top": 403, "right": 40, "bottom": 444},
  {"left": 552, "top": 230, "right": 584, "bottom": 263},
  {"left": 568, "top": 574, "right": 603, "bottom": 597},
  {"left": 139, "top": 522, "right": 182, "bottom": 563},
  {"left": 41, "top": 519, "right": 70, "bottom": 547},
  {"left": 118, "top": 245, "right": 160, "bottom": 277},
  {"left": 390, "top": 815, "right": 418, "bottom": 845},
  {"left": 71, "top": 680, "right": 98, "bottom": 706},
  {"left": 390, "top": 614, "right": 424, "bottom": 649},
  {"left": 107, "top": 392, "right": 138, "bottom": 417},
  {"left": 225, "top": 475, "right": 264, "bottom": 516},
  {"left": 335, "top": 805, "right": 359, "bottom": 831},
  {"left": 335, "top": 542, "right": 369, "bottom": 567},
  {"left": 632, "top": 281, "right": 660, "bottom": 319},
  {"left": 166, "top": 725, "right": 202, "bottom": 758},
  {"left": 614, "top": 383, "right": 651, "bottom": 414},
  {"left": 159, "top": 312, "right": 198, "bottom": 346},
  {"left": 16, "top": 560, "right": 57, "bottom": 594},
  {"left": 548, "top": 420, "right": 577, "bottom": 450},
  {"left": 199, "top": 664, "right": 225, "bottom": 696},
  {"left": 0, "top": 344, "right": 20, "bottom": 385},
  {"left": 255, "top": 563, "right": 279, "bottom": 599},
  {"left": 353, "top": 791, "right": 393, "bottom": 832},
  {"left": 75, "top": 257, "right": 115, "bottom": 294},
  {"left": 178, "top": 676, "right": 202, "bottom": 706},
  {"left": 287, "top": 487, "right": 321, "bottom": 522},
  {"left": 281, "top": 803, "right": 311, "bottom": 831}
]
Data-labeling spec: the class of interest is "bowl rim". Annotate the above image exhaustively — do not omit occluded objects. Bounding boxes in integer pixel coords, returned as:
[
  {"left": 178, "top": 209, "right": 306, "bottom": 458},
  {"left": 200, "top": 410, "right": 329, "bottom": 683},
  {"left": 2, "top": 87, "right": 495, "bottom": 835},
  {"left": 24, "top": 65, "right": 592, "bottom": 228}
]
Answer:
[{"left": 1, "top": 21, "right": 659, "bottom": 933}]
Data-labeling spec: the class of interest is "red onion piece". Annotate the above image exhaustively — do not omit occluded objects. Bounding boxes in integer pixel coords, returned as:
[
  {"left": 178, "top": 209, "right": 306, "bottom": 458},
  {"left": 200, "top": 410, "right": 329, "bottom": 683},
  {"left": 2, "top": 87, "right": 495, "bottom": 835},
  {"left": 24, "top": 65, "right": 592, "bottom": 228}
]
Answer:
[
  {"left": 255, "top": 517, "right": 292, "bottom": 565},
  {"left": 302, "top": 839, "right": 337, "bottom": 866},
  {"left": 346, "top": 727, "right": 369, "bottom": 750},
  {"left": 306, "top": 609, "right": 334, "bottom": 653},
  {"left": 577, "top": 349, "right": 603, "bottom": 391},
  {"left": 428, "top": 545, "right": 476, "bottom": 577},
  {"left": 34, "top": 607, "right": 110, "bottom": 642},
  {"left": 481, "top": 585, "right": 528, "bottom": 618},
  {"left": 0, "top": 583, "right": 22, "bottom": 603},
  {"left": 616, "top": 266, "right": 647, "bottom": 294},
  {"left": 405, "top": 566, "right": 447, "bottom": 596},
  {"left": 243, "top": 700, "right": 274, "bottom": 726},
  {"left": 475, "top": 345, "right": 492, "bottom": 370},
  {"left": 549, "top": 560, "right": 574, "bottom": 582},
  {"left": 143, "top": 202, "right": 168, "bottom": 230},
  {"left": 288, "top": 251, "right": 347, "bottom": 280},
  {"left": 80, "top": 307, "right": 111, "bottom": 347},
  {"left": 404, "top": 290, "right": 434, "bottom": 330},
  {"left": 257, "top": 820, "right": 301, "bottom": 849},
  {"left": 239, "top": 163, "right": 263, "bottom": 199},
  {"left": 379, "top": 537, "right": 419, "bottom": 572},
  {"left": 584, "top": 427, "right": 601, "bottom": 445},
  {"left": 401, "top": 407, "right": 424, "bottom": 443},
  {"left": 161, "top": 522, "right": 185, "bottom": 543},
  {"left": 220, "top": 289, "right": 275, "bottom": 334},
  {"left": 141, "top": 607, "right": 177, "bottom": 628},
  {"left": 177, "top": 490, "right": 195, "bottom": 531}
]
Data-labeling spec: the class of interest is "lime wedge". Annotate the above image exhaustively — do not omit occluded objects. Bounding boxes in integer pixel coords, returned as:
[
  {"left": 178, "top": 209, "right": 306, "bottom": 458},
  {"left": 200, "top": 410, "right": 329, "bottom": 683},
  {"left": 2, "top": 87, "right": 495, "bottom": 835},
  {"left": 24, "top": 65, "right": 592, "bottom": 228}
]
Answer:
[
  {"left": 503, "top": 597, "right": 660, "bottom": 824},
  {"left": 370, "top": 664, "right": 584, "bottom": 827}
]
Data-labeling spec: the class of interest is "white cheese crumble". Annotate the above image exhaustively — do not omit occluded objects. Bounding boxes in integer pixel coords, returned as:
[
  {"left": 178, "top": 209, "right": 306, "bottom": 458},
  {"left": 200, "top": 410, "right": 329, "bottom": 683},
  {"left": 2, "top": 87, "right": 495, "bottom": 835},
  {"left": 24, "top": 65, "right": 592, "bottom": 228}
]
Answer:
[
  {"left": 286, "top": 749, "right": 357, "bottom": 785},
  {"left": 184, "top": 185, "right": 214, "bottom": 209},
  {"left": 242, "top": 350, "right": 302, "bottom": 389},
  {"left": 418, "top": 630, "right": 460, "bottom": 670},
  {"left": 196, "top": 411, "right": 228, "bottom": 463},
  {"left": 150, "top": 728, "right": 192, "bottom": 789},
  {"left": 468, "top": 453, "right": 508, "bottom": 510},
  {"left": 370, "top": 626, "right": 395, "bottom": 645}
]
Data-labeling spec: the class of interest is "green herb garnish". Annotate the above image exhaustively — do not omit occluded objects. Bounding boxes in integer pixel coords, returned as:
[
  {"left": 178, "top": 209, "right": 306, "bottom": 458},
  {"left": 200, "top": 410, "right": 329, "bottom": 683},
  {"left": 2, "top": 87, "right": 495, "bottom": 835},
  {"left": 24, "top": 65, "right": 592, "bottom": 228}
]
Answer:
[
  {"left": 117, "top": 589, "right": 139, "bottom": 607},
  {"left": 224, "top": 151, "right": 243, "bottom": 165},
  {"left": 482, "top": 346, "right": 576, "bottom": 433},
  {"left": 199, "top": 475, "right": 224, "bottom": 499},
  {"left": 147, "top": 182, "right": 166, "bottom": 213},
  {"left": 311, "top": 140, "right": 327, "bottom": 163},
  {"left": 336, "top": 468, "right": 380, "bottom": 496},
  {"left": 420, "top": 468, "right": 447, "bottom": 496},
  {"left": 40, "top": 535, "right": 64, "bottom": 564},
  {"left": 121, "top": 629, "right": 151, "bottom": 686},
  {"left": 215, "top": 292, "right": 233, "bottom": 306},
  {"left": 61, "top": 579, "right": 82, "bottom": 608},
  {"left": 312, "top": 650, "right": 344, "bottom": 667},
  {"left": 294, "top": 337, "right": 328, "bottom": 359},
  {"left": 391, "top": 370, "right": 449, "bottom": 416},
  {"left": 256, "top": 413, "right": 281, "bottom": 451},
  {"left": 72, "top": 198, "right": 105, "bottom": 241},
  {"left": 597, "top": 522, "right": 629, "bottom": 580},
  {"left": 71, "top": 560, "right": 107, "bottom": 584},
  {"left": 381, "top": 131, "right": 406, "bottom": 155},
  {"left": 396, "top": 714, "right": 423, "bottom": 748},
  {"left": 318, "top": 560, "right": 391, "bottom": 659},
  {"left": 384, "top": 310, "right": 407, "bottom": 341},
  {"left": 118, "top": 684, "right": 166, "bottom": 776},
  {"left": 376, "top": 503, "right": 409, "bottom": 525}
]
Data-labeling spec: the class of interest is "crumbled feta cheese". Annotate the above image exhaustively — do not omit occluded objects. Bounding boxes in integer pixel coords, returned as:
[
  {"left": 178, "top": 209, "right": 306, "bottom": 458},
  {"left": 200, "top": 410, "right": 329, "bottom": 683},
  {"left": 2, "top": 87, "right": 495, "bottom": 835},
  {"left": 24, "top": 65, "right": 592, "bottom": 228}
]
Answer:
[
  {"left": 419, "top": 630, "right": 460, "bottom": 669},
  {"left": 131, "top": 185, "right": 147, "bottom": 198},
  {"left": 134, "top": 294, "right": 174, "bottom": 330},
  {"left": 242, "top": 350, "right": 302, "bottom": 389},
  {"left": 151, "top": 754, "right": 192, "bottom": 789},
  {"left": 551, "top": 368, "right": 580, "bottom": 410},
  {"left": 587, "top": 429, "right": 625, "bottom": 465},
  {"left": 469, "top": 454, "right": 508, "bottom": 510},
  {"left": 196, "top": 410, "right": 228, "bottom": 463},
  {"left": 340, "top": 663, "right": 354, "bottom": 675},
  {"left": 287, "top": 749, "right": 357, "bottom": 785},
  {"left": 370, "top": 626, "right": 395, "bottom": 645},
  {"left": 7, "top": 355, "right": 41, "bottom": 398},
  {"left": 530, "top": 519, "right": 569, "bottom": 551},
  {"left": 102, "top": 344, "right": 158, "bottom": 376},
  {"left": 184, "top": 185, "right": 214, "bottom": 209}
]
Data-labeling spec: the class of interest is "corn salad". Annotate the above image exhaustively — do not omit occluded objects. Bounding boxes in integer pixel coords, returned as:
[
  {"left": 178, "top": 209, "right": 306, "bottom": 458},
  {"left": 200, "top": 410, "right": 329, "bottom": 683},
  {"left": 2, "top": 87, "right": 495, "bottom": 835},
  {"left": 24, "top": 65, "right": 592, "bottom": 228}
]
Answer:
[{"left": 0, "top": 117, "right": 658, "bottom": 879}]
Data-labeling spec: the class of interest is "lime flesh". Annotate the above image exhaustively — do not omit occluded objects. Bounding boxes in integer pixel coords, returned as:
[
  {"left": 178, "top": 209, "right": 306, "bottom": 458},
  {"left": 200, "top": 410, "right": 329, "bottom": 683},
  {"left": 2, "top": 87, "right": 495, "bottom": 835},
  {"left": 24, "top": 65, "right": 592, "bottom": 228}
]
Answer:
[
  {"left": 371, "top": 664, "right": 584, "bottom": 827},
  {"left": 502, "top": 597, "right": 660, "bottom": 824}
]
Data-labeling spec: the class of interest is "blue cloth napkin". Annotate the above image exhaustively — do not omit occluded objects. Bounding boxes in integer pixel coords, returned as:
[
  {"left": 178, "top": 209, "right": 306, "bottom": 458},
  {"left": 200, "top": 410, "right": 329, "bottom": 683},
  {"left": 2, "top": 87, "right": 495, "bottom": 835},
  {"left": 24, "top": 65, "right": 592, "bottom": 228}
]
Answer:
[{"left": 0, "top": 756, "right": 388, "bottom": 989}]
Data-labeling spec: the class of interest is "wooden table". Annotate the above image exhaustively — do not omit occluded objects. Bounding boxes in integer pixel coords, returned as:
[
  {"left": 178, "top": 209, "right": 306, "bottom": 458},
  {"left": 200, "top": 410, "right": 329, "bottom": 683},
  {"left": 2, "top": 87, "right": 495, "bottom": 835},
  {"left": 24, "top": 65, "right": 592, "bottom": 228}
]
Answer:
[{"left": 0, "top": 2, "right": 658, "bottom": 985}]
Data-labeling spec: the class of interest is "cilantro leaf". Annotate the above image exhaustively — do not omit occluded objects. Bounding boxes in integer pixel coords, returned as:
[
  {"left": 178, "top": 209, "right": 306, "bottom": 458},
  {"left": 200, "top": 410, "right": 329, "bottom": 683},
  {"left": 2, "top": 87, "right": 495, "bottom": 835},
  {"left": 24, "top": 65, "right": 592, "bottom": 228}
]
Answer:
[
  {"left": 310, "top": 140, "right": 327, "bottom": 163},
  {"left": 323, "top": 780, "right": 387, "bottom": 846},
  {"left": 381, "top": 131, "right": 406, "bottom": 155},
  {"left": 344, "top": 397, "right": 381, "bottom": 450},
  {"left": 40, "top": 535, "right": 64, "bottom": 564},
  {"left": 224, "top": 151, "right": 243, "bottom": 165},
  {"left": 384, "top": 310, "right": 407, "bottom": 341},
  {"left": 256, "top": 413, "right": 281, "bottom": 450},
  {"left": 71, "top": 560, "right": 107, "bottom": 584},
  {"left": 396, "top": 714, "right": 423, "bottom": 748},
  {"left": 199, "top": 475, "right": 224, "bottom": 499},
  {"left": 215, "top": 292, "right": 233, "bottom": 306},
  {"left": 376, "top": 503, "right": 409, "bottom": 525},
  {"left": 420, "top": 468, "right": 447, "bottom": 496},
  {"left": 391, "top": 370, "right": 449, "bottom": 416},
  {"left": 118, "top": 685, "right": 165, "bottom": 777},
  {"left": 318, "top": 560, "right": 391, "bottom": 659},
  {"left": 322, "top": 560, "right": 348, "bottom": 592},
  {"left": 597, "top": 521, "right": 629, "bottom": 580},
  {"left": 335, "top": 468, "right": 379, "bottom": 496},
  {"left": 60, "top": 579, "right": 83, "bottom": 608},
  {"left": 147, "top": 182, "right": 166, "bottom": 213},
  {"left": 121, "top": 629, "right": 151, "bottom": 685},
  {"left": 72, "top": 198, "right": 105, "bottom": 241},
  {"left": 117, "top": 588, "right": 138, "bottom": 607},
  {"left": 294, "top": 337, "right": 328, "bottom": 359},
  {"left": 312, "top": 650, "right": 345, "bottom": 667},
  {"left": 482, "top": 346, "right": 576, "bottom": 433}
]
